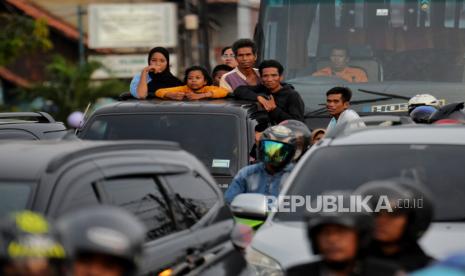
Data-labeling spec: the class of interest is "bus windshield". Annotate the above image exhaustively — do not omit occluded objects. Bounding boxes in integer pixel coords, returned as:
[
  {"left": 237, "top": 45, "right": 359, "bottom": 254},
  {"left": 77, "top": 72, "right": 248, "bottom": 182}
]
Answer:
[{"left": 257, "top": 0, "right": 465, "bottom": 112}]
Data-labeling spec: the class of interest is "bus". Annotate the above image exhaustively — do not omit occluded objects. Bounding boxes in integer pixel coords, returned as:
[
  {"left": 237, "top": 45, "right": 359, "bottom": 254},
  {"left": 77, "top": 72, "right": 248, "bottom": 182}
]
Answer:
[{"left": 254, "top": 0, "right": 465, "bottom": 128}]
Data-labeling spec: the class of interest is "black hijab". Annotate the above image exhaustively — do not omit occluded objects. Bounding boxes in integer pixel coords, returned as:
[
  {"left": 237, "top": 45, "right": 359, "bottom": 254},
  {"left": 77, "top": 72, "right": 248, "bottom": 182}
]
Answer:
[{"left": 146, "top": 47, "right": 183, "bottom": 98}]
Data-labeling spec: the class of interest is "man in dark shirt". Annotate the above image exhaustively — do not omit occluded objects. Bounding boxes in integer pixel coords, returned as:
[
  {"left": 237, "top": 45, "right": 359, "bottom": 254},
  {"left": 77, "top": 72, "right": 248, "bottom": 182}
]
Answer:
[{"left": 234, "top": 60, "right": 305, "bottom": 124}]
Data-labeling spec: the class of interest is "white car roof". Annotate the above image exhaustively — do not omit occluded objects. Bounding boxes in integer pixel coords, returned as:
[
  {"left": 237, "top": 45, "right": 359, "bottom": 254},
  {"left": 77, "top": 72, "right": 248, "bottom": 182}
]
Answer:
[{"left": 329, "top": 125, "right": 465, "bottom": 146}]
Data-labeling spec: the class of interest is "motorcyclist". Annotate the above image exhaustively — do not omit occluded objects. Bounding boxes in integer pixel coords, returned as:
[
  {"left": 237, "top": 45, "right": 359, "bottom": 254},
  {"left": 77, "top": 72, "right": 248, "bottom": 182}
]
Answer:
[
  {"left": 355, "top": 178, "right": 435, "bottom": 272},
  {"left": 407, "top": 94, "right": 441, "bottom": 114},
  {"left": 56, "top": 205, "right": 146, "bottom": 276},
  {"left": 0, "top": 210, "right": 67, "bottom": 276},
  {"left": 279, "top": 119, "right": 312, "bottom": 161},
  {"left": 225, "top": 125, "right": 297, "bottom": 204},
  {"left": 287, "top": 192, "right": 401, "bottom": 276}
]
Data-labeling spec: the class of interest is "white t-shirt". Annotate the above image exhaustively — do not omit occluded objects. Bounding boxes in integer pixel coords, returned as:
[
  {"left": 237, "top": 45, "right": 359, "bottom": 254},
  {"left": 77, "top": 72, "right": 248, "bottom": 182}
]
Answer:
[{"left": 326, "top": 109, "right": 362, "bottom": 133}]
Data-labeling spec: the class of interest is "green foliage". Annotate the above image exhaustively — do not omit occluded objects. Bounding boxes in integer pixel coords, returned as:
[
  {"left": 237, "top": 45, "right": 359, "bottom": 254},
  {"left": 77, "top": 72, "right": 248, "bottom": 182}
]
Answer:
[
  {"left": 0, "top": 14, "right": 53, "bottom": 65},
  {"left": 22, "top": 55, "right": 127, "bottom": 122}
]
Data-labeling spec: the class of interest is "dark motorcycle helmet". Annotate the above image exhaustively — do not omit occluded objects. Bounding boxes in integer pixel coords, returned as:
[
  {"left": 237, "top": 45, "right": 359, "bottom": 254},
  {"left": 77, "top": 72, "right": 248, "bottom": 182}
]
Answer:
[
  {"left": 279, "top": 119, "right": 312, "bottom": 161},
  {"left": 354, "top": 178, "right": 434, "bottom": 242},
  {"left": 0, "top": 211, "right": 67, "bottom": 275},
  {"left": 258, "top": 125, "right": 297, "bottom": 170},
  {"left": 306, "top": 192, "right": 374, "bottom": 255},
  {"left": 429, "top": 102, "right": 465, "bottom": 124},
  {"left": 56, "top": 205, "right": 146, "bottom": 275},
  {"left": 410, "top": 106, "right": 437, "bottom": 124}
]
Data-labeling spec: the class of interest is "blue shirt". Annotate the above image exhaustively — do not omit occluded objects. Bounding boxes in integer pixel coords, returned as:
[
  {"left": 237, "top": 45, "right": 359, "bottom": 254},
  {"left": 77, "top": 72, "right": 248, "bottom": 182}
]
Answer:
[
  {"left": 224, "top": 162, "right": 294, "bottom": 204},
  {"left": 129, "top": 73, "right": 152, "bottom": 98}
]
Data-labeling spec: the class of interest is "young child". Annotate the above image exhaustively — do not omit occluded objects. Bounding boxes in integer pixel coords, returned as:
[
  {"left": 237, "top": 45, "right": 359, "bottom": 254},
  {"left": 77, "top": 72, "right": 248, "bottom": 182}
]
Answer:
[
  {"left": 155, "top": 66, "right": 229, "bottom": 100},
  {"left": 212, "top": 64, "right": 233, "bottom": 86}
]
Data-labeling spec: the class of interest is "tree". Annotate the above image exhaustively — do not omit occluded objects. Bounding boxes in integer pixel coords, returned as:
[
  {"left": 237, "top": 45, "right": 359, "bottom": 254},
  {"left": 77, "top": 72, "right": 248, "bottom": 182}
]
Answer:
[
  {"left": 22, "top": 55, "right": 127, "bottom": 122},
  {"left": 0, "top": 14, "right": 52, "bottom": 66}
]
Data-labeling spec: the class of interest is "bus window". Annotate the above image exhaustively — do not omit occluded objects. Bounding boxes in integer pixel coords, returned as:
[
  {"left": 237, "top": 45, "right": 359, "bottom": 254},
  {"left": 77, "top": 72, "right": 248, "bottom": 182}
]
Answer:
[{"left": 256, "top": 0, "right": 465, "bottom": 114}]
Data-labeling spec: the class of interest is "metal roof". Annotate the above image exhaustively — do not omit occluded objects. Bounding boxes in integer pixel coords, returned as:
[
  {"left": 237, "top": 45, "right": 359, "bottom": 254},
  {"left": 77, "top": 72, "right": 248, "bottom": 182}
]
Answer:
[{"left": 90, "top": 99, "right": 259, "bottom": 116}]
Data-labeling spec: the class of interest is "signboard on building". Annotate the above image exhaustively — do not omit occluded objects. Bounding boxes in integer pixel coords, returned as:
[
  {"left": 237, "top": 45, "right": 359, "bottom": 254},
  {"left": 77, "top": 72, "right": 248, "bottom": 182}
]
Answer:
[
  {"left": 88, "top": 3, "right": 177, "bottom": 49},
  {"left": 90, "top": 54, "right": 178, "bottom": 79}
]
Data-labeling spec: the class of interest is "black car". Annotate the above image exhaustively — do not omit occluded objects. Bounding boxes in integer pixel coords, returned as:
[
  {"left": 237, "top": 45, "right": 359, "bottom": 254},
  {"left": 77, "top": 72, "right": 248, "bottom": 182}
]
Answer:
[
  {"left": 78, "top": 99, "right": 268, "bottom": 190},
  {"left": 0, "top": 112, "right": 67, "bottom": 140},
  {"left": 0, "top": 140, "right": 245, "bottom": 275}
]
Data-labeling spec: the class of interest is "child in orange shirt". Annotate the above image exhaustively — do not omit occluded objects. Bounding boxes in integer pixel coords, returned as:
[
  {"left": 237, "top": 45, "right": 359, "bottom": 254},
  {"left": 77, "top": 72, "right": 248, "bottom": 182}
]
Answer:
[{"left": 155, "top": 66, "right": 229, "bottom": 100}]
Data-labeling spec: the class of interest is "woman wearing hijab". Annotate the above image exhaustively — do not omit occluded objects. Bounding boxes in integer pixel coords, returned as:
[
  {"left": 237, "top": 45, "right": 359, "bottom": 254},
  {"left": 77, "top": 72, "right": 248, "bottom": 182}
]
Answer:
[{"left": 130, "top": 47, "right": 183, "bottom": 99}]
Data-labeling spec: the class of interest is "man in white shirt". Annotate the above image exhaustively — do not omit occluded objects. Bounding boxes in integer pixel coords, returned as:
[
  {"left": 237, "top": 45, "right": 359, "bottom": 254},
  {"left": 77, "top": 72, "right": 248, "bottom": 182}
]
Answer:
[{"left": 325, "top": 86, "right": 362, "bottom": 133}]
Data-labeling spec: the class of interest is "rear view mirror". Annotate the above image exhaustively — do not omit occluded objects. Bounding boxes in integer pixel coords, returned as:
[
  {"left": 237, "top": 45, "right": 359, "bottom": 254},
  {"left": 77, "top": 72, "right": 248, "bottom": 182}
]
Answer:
[{"left": 230, "top": 193, "right": 268, "bottom": 220}]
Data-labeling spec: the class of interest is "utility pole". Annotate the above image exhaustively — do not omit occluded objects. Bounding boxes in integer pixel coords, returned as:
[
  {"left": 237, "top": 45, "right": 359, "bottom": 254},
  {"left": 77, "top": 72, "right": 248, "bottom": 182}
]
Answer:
[
  {"left": 183, "top": 0, "right": 193, "bottom": 68},
  {"left": 238, "top": 0, "right": 252, "bottom": 38},
  {"left": 77, "top": 5, "right": 85, "bottom": 68},
  {"left": 198, "top": 0, "right": 210, "bottom": 72}
]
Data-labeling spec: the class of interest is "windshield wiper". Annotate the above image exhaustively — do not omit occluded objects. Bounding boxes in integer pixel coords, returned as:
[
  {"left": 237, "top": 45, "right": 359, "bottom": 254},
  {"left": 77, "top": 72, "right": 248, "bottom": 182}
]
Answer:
[
  {"left": 305, "top": 107, "right": 328, "bottom": 117},
  {"left": 358, "top": 89, "right": 410, "bottom": 100},
  {"left": 350, "top": 96, "right": 393, "bottom": 105},
  {"left": 173, "top": 193, "right": 203, "bottom": 220}
]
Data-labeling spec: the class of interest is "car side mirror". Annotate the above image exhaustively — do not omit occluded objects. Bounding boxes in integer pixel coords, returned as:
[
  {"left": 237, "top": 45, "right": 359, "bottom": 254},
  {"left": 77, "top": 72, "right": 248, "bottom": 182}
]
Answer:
[{"left": 230, "top": 193, "right": 268, "bottom": 220}]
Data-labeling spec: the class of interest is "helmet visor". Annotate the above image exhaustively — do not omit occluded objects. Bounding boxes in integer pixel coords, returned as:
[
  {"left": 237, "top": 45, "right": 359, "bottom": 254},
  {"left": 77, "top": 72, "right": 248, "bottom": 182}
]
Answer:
[{"left": 260, "top": 140, "right": 294, "bottom": 167}]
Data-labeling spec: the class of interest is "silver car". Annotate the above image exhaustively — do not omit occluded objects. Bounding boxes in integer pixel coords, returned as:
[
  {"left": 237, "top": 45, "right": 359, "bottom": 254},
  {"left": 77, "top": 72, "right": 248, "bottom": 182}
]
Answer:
[{"left": 236, "top": 121, "right": 465, "bottom": 275}]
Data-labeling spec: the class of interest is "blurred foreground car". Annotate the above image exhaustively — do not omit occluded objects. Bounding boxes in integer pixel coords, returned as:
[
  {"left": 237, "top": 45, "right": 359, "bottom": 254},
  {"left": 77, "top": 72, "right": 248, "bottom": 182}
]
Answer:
[
  {"left": 234, "top": 117, "right": 465, "bottom": 274},
  {"left": 0, "top": 112, "right": 66, "bottom": 140},
  {"left": 0, "top": 140, "right": 246, "bottom": 275}
]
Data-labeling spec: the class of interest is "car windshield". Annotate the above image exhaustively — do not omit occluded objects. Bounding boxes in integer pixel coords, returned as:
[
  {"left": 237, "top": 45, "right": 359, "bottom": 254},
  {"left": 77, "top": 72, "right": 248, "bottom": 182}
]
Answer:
[
  {"left": 80, "top": 113, "right": 239, "bottom": 176},
  {"left": 274, "top": 144, "right": 465, "bottom": 222},
  {"left": 0, "top": 183, "right": 31, "bottom": 215},
  {"left": 259, "top": 0, "right": 465, "bottom": 112}
]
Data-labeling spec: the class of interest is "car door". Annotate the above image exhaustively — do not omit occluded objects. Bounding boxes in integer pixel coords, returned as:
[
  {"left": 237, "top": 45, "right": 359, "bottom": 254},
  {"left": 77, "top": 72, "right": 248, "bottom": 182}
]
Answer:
[
  {"left": 43, "top": 162, "right": 105, "bottom": 216},
  {"left": 45, "top": 152, "right": 231, "bottom": 274},
  {"left": 160, "top": 172, "right": 233, "bottom": 246}
]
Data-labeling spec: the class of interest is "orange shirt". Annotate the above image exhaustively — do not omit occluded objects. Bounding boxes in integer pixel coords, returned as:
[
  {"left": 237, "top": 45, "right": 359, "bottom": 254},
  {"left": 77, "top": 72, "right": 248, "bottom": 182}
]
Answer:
[
  {"left": 155, "top": 85, "right": 228, "bottom": 99},
  {"left": 312, "top": 66, "right": 368, "bottom": 83}
]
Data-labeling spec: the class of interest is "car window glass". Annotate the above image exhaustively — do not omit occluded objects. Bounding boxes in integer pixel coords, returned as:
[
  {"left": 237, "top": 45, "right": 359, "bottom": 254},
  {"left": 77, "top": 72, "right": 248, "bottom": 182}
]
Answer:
[
  {"left": 81, "top": 114, "right": 239, "bottom": 176},
  {"left": 163, "top": 173, "right": 218, "bottom": 228},
  {"left": 101, "top": 177, "right": 176, "bottom": 240},
  {"left": 59, "top": 184, "right": 100, "bottom": 215},
  {"left": 276, "top": 144, "right": 465, "bottom": 222},
  {"left": 82, "top": 120, "right": 107, "bottom": 140},
  {"left": 0, "top": 183, "right": 31, "bottom": 216}
]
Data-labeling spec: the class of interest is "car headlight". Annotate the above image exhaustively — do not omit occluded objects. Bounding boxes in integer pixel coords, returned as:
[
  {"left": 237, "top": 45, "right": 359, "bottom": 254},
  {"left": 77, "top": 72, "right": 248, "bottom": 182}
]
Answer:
[{"left": 245, "top": 246, "right": 284, "bottom": 276}]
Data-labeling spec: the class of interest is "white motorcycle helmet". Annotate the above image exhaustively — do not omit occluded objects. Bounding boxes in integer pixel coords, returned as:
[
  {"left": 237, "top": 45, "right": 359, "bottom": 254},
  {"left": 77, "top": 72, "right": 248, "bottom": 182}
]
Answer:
[{"left": 408, "top": 94, "right": 441, "bottom": 114}]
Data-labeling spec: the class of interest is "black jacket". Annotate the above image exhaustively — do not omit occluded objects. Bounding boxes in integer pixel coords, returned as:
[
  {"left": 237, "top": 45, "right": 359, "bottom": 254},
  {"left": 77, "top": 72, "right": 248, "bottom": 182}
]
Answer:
[
  {"left": 286, "top": 258, "right": 401, "bottom": 276},
  {"left": 234, "top": 84, "right": 305, "bottom": 124},
  {"left": 368, "top": 242, "right": 434, "bottom": 272}
]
